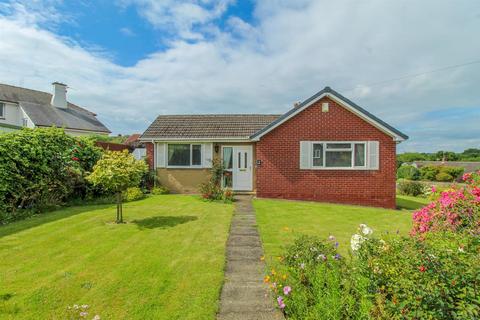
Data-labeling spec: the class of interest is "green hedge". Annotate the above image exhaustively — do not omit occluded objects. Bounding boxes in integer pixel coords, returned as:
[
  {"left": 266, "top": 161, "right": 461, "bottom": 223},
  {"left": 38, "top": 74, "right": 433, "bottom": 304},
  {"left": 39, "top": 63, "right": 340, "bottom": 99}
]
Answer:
[{"left": 0, "top": 128, "right": 102, "bottom": 223}]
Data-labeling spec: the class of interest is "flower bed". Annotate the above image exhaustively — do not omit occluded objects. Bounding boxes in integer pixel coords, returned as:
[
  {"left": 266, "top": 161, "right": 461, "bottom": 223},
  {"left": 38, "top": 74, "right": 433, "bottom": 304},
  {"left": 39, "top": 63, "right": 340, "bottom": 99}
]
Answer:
[{"left": 267, "top": 171, "right": 480, "bottom": 319}]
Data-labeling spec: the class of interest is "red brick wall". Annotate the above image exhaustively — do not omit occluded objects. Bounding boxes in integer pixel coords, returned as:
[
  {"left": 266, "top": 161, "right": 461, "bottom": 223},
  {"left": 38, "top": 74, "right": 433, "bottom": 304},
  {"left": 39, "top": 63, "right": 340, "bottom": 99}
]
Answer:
[
  {"left": 255, "top": 97, "right": 397, "bottom": 208},
  {"left": 145, "top": 142, "right": 154, "bottom": 170}
]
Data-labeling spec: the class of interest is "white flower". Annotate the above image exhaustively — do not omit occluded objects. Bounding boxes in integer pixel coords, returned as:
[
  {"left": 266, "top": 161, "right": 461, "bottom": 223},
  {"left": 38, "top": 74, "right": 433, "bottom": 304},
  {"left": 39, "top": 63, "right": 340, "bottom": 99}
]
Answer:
[
  {"left": 92, "top": 316, "right": 101, "bottom": 320},
  {"left": 458, "top": 247, "right": 465, "bottom": 253},
  {"left": 300, "top": 263, "right": 305, "bottom": 269},
  {"left": 360, "top": 224, "right": 373, "bottom": 235},
  {"left": 351, "top": 234, "right": 365, "bottom": 251}
]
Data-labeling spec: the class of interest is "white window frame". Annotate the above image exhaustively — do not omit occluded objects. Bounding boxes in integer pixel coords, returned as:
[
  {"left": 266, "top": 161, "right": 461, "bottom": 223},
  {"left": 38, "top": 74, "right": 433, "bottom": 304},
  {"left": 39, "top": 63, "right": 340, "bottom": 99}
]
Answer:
[
  {"left": 166, "top": 143, "right": 203, "bottom": 168},
  {"left": 0, "top": 103, "right": 5, "bottom": 119},
  {"left": 311, "top": 141, "right": 367, "bottom": 170}
]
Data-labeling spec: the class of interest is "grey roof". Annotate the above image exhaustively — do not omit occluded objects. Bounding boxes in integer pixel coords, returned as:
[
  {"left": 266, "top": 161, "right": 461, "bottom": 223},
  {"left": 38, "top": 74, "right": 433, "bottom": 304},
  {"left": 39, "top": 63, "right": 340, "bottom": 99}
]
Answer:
[
  {"left": 141, "top": 114, "right": 280, "bottom": 139},
  {"left": 0, "top": 83, "right": 110, "bottom": 133},
  {"left": 251, "top": 86, "right": 408, "bottom": 140}
]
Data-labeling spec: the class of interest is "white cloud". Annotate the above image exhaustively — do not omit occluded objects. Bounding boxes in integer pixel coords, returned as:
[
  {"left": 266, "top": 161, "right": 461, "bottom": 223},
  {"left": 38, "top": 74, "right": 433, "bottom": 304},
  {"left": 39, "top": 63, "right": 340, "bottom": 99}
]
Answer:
[
  {"left": 0, "top": 0, "right": 479, "bottom": 152},
  {"left": 117, "top": 0, "right": 234, "bottom": 39},
  {"left": 120, "top": 27, "right": 136, "bottom": 37}
]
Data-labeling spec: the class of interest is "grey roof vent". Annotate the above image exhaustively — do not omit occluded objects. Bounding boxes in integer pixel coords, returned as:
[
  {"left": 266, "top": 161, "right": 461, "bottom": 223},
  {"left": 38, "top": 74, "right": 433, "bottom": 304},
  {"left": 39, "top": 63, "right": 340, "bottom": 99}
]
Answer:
[{"left": 51, "top": 82, "right": 67, "bottom": 109}]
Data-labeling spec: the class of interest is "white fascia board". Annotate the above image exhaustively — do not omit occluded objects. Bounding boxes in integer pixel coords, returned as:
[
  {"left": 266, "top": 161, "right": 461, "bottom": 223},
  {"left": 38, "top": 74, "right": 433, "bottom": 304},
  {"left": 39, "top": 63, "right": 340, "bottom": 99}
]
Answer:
[
  {"left": 251, "top": 92, "right": 406, "bottom": 142},
  {"left": 138, "top": 137, "right": 252, "bottom": 143}
]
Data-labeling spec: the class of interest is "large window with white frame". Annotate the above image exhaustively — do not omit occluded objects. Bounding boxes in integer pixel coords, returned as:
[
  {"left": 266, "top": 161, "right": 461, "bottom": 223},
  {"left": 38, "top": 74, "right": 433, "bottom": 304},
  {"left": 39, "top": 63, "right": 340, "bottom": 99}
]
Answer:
[
  {"left": 167, "top": 144, "right": 202, "bottom": 167},
  {"left": 312, "top": 142, "right": 366, "bottom": 168},
  {"left": 0, "top": 103, "right": 4, "bottom": 119}
]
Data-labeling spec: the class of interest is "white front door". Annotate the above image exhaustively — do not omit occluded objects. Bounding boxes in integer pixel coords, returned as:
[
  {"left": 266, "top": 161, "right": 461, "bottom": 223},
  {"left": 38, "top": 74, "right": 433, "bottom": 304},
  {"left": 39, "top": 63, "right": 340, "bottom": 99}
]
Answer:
[
  {"left": 233, "top": 146, "right": 253, "bottom": 191},
  {"left": 221, "top": 145, "right": 253, "bottom": 191}
]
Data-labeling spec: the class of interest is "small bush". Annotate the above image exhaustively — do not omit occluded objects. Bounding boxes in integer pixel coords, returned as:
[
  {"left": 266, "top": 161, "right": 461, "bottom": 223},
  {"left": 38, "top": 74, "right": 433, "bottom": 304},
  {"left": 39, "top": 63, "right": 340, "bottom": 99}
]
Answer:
[
  {"left": 440, "top": 166, "right": 464, "bottom": 181},
  {"left": 412, "top": 170, "right": 480, "bottom": 235},
  {"left": 151, "top": 186, "right": 170, "bottom": 195},
  {"left": 122, "top": 187, "right": 145, "bottom": 202},
  {"left": 396, "top": 165, "right": 420, "bottom": 180},
  {"left": 435, "top": 171, "right": 454, "bottom": 182},
  {"left": 420, "top": 165, "right": 440, "bottom": 181},
  {"left": 397, "top": 179, "right": 425, "bottom": 197},
  {"left": 199, "top": 181, "right": 223, "bottom": 200}
]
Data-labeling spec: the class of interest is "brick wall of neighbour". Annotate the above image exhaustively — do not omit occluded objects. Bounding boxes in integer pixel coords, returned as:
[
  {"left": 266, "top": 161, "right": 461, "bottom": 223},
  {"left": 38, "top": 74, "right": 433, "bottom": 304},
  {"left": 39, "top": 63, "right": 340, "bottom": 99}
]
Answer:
[
  {"left": 145, "top": 142, "right": 154, "bottom": 170},
  {"left": 255, "top": 96, "right": 397, "bottom": 208}
]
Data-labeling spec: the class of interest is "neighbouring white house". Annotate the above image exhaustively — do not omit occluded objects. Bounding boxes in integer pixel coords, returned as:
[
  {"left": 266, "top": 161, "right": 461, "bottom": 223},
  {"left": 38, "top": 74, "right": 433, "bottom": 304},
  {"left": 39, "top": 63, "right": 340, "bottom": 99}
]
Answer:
[{"left": 0, "top": 82, "right": 110, "bottom": 136}]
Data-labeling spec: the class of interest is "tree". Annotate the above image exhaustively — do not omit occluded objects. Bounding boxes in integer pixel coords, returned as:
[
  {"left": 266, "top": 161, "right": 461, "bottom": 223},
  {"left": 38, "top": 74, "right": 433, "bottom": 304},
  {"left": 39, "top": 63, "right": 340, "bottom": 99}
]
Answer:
[{"left": 87, "top": 150, "right": 148, "bottom": 223}]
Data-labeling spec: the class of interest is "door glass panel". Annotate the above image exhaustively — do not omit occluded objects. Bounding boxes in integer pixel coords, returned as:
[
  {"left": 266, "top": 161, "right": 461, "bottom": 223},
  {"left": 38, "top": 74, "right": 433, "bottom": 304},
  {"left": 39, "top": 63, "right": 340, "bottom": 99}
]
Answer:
[
  {"left": 244, "top": 152, "right": 247, "bottom": 169},
  {"left": 238, "top": 152, "right": 241, "bottom": 169},
  {"left": 223, "top": 147, "right": 233, "bottom": 169}
]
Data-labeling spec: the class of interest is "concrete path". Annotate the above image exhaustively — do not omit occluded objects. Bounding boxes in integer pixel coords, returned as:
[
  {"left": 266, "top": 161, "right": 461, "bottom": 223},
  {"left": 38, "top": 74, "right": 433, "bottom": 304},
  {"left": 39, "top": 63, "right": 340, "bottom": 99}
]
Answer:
[{"left": 217, "top": 196, "right": 284, "bottom": 320}]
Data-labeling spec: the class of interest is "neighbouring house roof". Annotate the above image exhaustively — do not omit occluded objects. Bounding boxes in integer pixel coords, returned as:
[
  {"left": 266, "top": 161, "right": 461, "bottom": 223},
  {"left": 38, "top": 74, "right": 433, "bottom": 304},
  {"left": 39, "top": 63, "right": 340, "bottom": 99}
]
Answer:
[
  {"left": 141, "top": 114, "right": 280, "bottom": 140},
  {"left": 251, "top": 87, "right": 408, "bottom": 141},
  {"left": 124, "top": 133, "right": 142, "bottom": 145},
  {"left": 0, "top": 83, "right": 110, "bottom": 133}
]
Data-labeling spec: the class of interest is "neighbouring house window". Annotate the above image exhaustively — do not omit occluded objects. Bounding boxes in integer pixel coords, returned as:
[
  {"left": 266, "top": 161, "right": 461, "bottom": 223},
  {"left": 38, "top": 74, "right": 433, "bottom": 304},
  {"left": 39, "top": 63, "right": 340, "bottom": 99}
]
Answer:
[
  {"left": 22, "top": 118, "right": 28, "bottom": 127},
  {"left": 0, "top": 103, "right": 4, "bottom": 119},
  {"left": 312, "top": 142, "right": 366, "bottom": 168},
  {"left": 168, "top": 144, "right": 202, "bottom": 167}
]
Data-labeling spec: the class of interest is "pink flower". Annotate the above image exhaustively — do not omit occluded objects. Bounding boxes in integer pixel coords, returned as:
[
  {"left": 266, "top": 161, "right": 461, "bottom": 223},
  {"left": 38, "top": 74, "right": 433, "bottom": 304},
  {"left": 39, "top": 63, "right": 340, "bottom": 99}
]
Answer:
[
  {"left": 431, "top": 185, "right": 436, "bottom": 193},
  {"left": 463, "top": 173, "right": 472, "bottom": 182},
  {"left": 283, "top": 286, "right": 292, "bottom": 295},
  {"left": 277, "top": 296, "right": 286, "bottom": 309}
]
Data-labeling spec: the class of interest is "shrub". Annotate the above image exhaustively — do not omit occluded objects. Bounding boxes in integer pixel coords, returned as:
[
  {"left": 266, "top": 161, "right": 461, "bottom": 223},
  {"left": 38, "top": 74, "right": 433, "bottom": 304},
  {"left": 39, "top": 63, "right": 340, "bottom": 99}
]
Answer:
[
  {"left": 0, "top": 128, "right": 102, "bottom": 222},
  {"left": 199, "top": 181, "right": 223, "bottom": 200},
  {"left": 397, "top": 179, "right": 425, "bottom": 197},
  {"left": 396, "top": 165, "right": 420, "bottom": 180},
  {"left": 199, "top": 159, "right": 233, "bottom": 202},
  {"left": 435, "top": 171, "right": 454, "bottom": 182},
  {"left": 420, "top": 165, "right": 440, "bottom": 181},
  {"left": 87, "top": 150, "right": 148, "bottom": 223},
  {"left": 440, "top": 166, "right": 464, "bottom": 181},
  {"left": 354, "top": 231, "right": 480, "bottom": 319},
  {"left": 123, "top": 187, "right": 145, "bottom": 202},
  {"left": 411, "top": 170, "right": 480, "bottom": 235},
  {"left": 151, "top": 186, "right": 170, "bottom": 195}
]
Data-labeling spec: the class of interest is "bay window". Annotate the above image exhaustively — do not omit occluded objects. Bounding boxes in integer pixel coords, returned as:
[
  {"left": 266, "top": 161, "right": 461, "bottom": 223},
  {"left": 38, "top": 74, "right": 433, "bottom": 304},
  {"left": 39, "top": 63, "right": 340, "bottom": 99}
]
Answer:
[{"left": 168, "top": 144, "right": 202, "bottom": 167}]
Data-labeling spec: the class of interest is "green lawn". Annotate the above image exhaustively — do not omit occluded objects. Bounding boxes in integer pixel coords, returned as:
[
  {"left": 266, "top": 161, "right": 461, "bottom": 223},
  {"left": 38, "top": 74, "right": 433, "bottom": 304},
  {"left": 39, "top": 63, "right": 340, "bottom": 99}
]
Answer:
[
  {"left": 255, "top": 195, "right": 426, "bottom": 259},
  {"left": 0, "top": 195, "right": 233, "bottom": 319}
]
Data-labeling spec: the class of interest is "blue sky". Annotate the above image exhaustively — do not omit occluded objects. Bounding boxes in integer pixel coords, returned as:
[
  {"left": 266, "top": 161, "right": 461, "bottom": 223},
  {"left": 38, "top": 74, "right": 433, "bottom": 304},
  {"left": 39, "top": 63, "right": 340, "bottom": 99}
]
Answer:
[{"left": 0, "top": 0, "right": 479, "bottom": 152}]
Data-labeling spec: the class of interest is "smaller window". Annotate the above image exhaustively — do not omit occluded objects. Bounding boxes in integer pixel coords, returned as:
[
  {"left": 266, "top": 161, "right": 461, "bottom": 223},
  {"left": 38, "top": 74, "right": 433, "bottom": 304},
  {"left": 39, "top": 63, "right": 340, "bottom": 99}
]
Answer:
[
  {"left": 312, "top": 143, "right": 324, "bottom": 167},
  {"left": 192, "top": 145, "right": 202, "bottom": 165},
  {"left": 0, "top": 103, "right": 4, "bottom": 118}
]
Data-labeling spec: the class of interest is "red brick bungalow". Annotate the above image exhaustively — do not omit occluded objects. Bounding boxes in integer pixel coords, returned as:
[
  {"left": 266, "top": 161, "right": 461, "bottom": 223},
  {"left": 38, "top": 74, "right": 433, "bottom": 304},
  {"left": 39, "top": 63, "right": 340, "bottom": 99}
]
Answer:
[{"left": 140, "top": 87, "right": 408, "bottom": 208}]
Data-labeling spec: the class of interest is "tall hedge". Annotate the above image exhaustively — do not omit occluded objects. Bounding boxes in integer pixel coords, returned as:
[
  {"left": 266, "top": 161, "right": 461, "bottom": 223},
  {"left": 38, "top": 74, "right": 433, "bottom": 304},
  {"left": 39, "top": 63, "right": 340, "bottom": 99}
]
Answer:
[{"left": 0, "top": 128, "right": 102, "bottom": 222}]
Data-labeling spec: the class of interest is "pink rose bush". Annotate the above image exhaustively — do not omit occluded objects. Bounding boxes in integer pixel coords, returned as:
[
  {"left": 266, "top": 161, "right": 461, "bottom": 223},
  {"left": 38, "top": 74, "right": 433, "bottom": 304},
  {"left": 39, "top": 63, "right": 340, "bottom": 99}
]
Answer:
[{"left": 411, "top": 170, "right": 480, "bottom": 235}]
